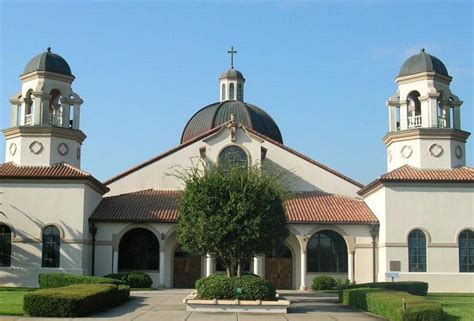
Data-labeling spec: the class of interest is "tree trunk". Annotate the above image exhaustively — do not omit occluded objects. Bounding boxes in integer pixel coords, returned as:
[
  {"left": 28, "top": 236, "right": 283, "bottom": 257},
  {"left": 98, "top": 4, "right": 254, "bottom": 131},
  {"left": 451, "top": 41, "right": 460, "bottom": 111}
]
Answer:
[
  {"left": 225, "top": 263, "right": 232, "bottom": 277},
  {"left": 237, "top": 259, "right": 242, "bottom": 277}
]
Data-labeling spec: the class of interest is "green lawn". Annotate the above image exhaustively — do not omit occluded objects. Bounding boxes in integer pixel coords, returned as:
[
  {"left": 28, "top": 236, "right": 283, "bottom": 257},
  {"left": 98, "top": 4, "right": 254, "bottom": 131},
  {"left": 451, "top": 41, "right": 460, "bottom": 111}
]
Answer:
[
  {"left": 0, "top": 288, "right": 36, "bottom": 316},
  {"left": 427, "top": 293, "right": 474, "bottom": 321}
]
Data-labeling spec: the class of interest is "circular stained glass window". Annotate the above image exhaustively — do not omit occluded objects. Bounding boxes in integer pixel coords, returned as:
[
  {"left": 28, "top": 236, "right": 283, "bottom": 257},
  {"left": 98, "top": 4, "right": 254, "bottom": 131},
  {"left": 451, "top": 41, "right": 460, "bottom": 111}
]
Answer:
[{"left": 218, "top": 145, "right": 248, "bottom": 168}]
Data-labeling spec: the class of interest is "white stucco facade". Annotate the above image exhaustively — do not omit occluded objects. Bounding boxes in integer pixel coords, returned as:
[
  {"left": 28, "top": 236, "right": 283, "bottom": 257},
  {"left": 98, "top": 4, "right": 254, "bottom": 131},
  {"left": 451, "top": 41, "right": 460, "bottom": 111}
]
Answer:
[{"left": 0, "top": 49, "right": 472, "bottom": 293}]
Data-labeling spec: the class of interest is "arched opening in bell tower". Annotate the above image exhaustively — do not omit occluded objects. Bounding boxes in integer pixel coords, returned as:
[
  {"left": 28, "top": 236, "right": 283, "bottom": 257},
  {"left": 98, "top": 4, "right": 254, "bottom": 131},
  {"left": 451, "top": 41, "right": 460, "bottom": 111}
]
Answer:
[
  {"left": 407, "top": 91, "right": 421, "bottom": 128},
  {"left": 49, "top": 89, "right": 63, "bottom": 126}
]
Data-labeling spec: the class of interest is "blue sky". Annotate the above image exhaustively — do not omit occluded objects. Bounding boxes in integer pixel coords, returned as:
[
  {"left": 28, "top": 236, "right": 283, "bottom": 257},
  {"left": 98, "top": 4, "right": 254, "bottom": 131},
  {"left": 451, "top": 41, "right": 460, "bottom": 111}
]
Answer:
[{"left": 1, "top": 1, "right": 472, "bottom": 184}]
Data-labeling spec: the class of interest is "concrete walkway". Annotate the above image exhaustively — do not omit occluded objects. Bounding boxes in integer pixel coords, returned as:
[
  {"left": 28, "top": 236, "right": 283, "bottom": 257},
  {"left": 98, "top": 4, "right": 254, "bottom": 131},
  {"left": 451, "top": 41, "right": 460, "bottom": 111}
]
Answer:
[{"left": 2, "top": 289, "right": 383, "bottom": 321}]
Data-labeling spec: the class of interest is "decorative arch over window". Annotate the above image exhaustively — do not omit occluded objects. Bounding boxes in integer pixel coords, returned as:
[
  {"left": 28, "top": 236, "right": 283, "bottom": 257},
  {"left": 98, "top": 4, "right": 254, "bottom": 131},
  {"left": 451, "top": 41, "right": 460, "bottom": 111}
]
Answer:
[
  {"left": 218, "top": 145, "right": 248, "bottom": 168},
  {"left": 408, "top": 229, "right": 426, "bottom": 272},
  {"left": 42, "top": 225, "right": 60, "bottom": 268},
  {"left": 307, "top": 230, "right": 347, "bottom": 273},
  {"left": 229, "top": 83, "right": 235, "bottom": 100},
  {"left": 0, "top": 225, "right": 12, "bottom": 267},
  {"left": 459, "top": 229, "right": 474, "bottom": 272},
  {"left": 119, "top": 228, "right": 159, "bottom": 271},
  {"left": 222, "top": 84, "right": 226, "bottom": 100}
]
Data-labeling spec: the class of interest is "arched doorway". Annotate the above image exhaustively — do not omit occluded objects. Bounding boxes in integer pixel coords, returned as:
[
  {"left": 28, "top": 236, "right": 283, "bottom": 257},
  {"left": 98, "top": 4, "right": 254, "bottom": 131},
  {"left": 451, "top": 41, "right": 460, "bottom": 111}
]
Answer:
[
  {"left": 265, "top": 245, "right": 293, "bottom": 289},
  {"left": 119, "top": 228, "right": 159, "bottom": 271},
  {"left": 307, "top": 230, "right": 347, "bottom": 273},
  {"left": 173, "top": 247, "right": 201, "bottom": 288}
]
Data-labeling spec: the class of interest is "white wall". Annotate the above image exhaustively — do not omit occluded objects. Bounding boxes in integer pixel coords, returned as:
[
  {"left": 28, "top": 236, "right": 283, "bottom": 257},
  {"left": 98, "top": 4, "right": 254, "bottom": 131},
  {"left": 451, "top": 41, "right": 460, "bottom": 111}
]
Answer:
[{"left": 0, "top": 182, "right": 98, "bottom": 287}]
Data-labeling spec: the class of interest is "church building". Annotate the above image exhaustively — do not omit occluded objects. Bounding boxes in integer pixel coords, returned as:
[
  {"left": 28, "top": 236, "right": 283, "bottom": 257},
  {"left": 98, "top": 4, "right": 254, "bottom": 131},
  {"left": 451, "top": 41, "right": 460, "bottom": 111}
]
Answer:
[{"left": 0, "top": 48, "right": 473, "bottom": 292}]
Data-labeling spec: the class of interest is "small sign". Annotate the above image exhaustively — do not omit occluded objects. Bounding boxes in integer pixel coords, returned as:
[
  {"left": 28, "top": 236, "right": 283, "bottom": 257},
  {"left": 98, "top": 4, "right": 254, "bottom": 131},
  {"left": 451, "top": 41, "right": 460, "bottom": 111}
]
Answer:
[{"left": 386, "top": 272, "right": 400, "bottom": 282}]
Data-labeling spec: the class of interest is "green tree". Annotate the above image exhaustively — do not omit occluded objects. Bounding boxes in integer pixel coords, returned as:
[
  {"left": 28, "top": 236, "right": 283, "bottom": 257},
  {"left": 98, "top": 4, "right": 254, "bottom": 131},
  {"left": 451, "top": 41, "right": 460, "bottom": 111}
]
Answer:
[{"left": 176, "top": 164, "right": 289, "bottom": 277}]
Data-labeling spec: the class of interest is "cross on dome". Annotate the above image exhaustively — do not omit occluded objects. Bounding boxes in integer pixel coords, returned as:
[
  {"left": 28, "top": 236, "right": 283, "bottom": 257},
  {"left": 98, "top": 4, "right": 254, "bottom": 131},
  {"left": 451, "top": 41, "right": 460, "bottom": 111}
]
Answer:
[{"left": 227, "top": 46, "right": 237, "bottom": 69}]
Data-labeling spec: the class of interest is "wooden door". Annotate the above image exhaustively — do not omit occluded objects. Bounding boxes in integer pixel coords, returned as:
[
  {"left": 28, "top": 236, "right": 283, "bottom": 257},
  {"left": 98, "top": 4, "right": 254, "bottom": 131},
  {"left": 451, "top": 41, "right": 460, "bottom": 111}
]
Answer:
[
  {"left": 173, "top": 248, "right": 201, "bottom": 288},
  {"left": 265, "top": 257, "right": 293, "bottom": 289}
]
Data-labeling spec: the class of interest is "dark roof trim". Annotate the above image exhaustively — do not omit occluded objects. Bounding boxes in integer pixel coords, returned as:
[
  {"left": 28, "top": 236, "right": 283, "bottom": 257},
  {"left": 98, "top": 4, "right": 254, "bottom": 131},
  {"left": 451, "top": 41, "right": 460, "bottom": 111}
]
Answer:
[
  {"left": 104, "top": 125, "right": 225, "bottom": 185},
  {"left": 245, "top": 127, "right": 364, "bottom": 188}
]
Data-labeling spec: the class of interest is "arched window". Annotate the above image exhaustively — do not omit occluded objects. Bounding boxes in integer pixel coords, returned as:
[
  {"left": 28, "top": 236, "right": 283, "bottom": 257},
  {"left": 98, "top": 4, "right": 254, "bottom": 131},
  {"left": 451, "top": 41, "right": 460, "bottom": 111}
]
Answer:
[
  {"left": 49, "top": 89, "right": 63, "bottom": 126},
  {"left": 218, "top": 145, "right": 248, "bottom": 168},
  {"left": 24, "top": 90, "right": 34, "bottom": 125},
  {"left": 222, "top": 84, "right": 226, "bottom": 100},
  {"left": 407, "top": 91, "right": 421, "bottom": 128},
  {"left": 42, "top": 226, "right": 60, "bottom": 268},
  {"left": 237, "top": 84, "right": 243, "bottom": 101},
  {"left": 0, "top": 225, "right": 12, "bottom": 267},
  {"left": 408, "top": 229, "right": 426, "bottom": 272},
  {"left": 229, "top": 83, "right": 235, "bottom": 100},
  {"left": 119, "top": 228, "right": 159, "bottom": 271},
  {"left": 307, "top": 230, "right": 347, "bottom": 273},
  {"left": 459, "top": 229, "right": 474, "bottom": 272}
]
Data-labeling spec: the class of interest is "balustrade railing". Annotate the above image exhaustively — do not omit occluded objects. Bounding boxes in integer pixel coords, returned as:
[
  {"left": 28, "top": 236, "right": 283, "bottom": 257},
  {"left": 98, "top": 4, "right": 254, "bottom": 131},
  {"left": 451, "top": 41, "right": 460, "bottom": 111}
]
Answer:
[
  {"left": 25, "top": 114, "right": 33, "bottom": 126},
  {"left": 407, "top": 115, "right": 422, "bottom": 128},
  {"left": 50, "top": 112, "right": 63, "bottom": 126},
  {"left": 437, "top": 116, "right": 447, "bottom": 128}
]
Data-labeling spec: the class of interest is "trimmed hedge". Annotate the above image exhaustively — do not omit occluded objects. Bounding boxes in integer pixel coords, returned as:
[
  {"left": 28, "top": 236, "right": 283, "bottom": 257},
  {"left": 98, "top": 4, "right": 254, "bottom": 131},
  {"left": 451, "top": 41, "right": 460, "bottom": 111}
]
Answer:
[
  {"left": 341, "top": 281, "right": 428, "bottom": 297},
  {"left": 24, "top": 284, "right": 130, "bottom": 317},
  {"left": 39, "top": 273, "right": 124, "bottom": 289},
  {"left": 196, "top": 274, "right": 276, "bottom": 300},
  {"left": 104, "top": 272, "right": 153, "bottom": 288},
  {"left": 341, "top": 287, "right": 444, "bottom": 321},
  {"left": 311, "top": 275, "right": 337, "bottom": 290}
]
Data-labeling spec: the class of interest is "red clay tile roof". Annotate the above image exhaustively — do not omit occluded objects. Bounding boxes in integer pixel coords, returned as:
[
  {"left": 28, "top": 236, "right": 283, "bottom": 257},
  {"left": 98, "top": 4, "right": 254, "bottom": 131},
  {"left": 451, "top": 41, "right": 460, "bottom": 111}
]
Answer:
[
  {"left": 90, "top": 189, "right": 377, "bottom": 224},
  {"left": 285, "top": 191, "right": 378, "bottom": 224},
  {"left": 90, "top": 189, "right": 182, "bottom": 223},
  {"left": 358, "top": 165, "right": 474, "bottom": 196},
  {"left": 104, "top": 122, "right": 362, "bottom": 189},
  {"left": 0, "top": 162, "right": 109, "bottom": 194}
]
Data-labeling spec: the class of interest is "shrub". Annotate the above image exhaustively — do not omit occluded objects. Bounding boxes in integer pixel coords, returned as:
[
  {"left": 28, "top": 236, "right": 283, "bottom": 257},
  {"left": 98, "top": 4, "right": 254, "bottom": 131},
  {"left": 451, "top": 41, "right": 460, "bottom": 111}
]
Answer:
[
  {"left": 196, "top": 274, "right": 276, "bottom": 300},
  {"left": 104, "top": 272, "right": 153, "bottom": 288},
  {"left": 341, "top": 287, "right": 444, "bottom": 321},
  {"left": 39, "top": 273, "right": 124, "bottom": 288},
  {"left": 24, "top": 284, "right": 130, "bottom": 317},
  {"left": 311, "top": 275, "right": 337, "bottom": 290},
  {"left": 340, "top": 281, "right": 428, "bottom": 296}
]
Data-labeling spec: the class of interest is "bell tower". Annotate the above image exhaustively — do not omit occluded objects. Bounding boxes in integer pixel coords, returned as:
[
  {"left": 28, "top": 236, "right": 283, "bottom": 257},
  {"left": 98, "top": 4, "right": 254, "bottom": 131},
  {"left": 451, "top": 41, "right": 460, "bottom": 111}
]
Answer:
[
  {"left": 384, "top": 49, "right": 470, "bottom": 171},
  {"left": 219, "top": 46, "right": 245, "bottom": 101},
  {"left": 4, "top": 47, "right": 85, "bottom": 168}
]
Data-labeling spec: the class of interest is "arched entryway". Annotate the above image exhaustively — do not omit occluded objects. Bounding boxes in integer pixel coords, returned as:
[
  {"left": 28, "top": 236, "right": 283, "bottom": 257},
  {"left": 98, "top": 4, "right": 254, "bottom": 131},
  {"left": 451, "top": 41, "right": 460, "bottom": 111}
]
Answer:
[
  {"left": 118, "top": 228, "right": 159, "bottom": 271},
  {"left": 173, "top": 247, "right": 201, "bottom": 288},
  {"left": 265, "top": 245, "right": 293, "bottom": 289}
]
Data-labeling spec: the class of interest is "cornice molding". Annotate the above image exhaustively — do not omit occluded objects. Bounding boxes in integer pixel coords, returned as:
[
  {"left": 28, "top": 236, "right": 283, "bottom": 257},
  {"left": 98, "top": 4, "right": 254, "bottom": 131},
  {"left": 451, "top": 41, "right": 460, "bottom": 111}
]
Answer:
[
  {"left": 20, "top": 70, "right": 75, "bottom": 83},
  {"left": 395, "top": 71, "right": 452, "bottom": 85},
  {"left": 3, "top": 126, "right": 86, "bottom": 143},
  {"left": 383, "top": 128, "right": 470, "bottom": 146}
]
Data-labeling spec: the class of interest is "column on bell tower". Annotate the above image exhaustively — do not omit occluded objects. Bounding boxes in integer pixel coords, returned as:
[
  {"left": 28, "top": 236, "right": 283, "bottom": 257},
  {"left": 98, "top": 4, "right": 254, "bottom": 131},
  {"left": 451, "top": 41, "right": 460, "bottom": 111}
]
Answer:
[{"left": 384, "top": 49, "right": 470, "bottom": 171}]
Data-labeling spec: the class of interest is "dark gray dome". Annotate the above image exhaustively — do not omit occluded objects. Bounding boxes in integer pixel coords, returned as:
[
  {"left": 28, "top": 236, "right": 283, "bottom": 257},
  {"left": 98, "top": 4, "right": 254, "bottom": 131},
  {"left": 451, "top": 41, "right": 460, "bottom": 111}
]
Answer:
[
  {"left": 23, "top": 48, "right": 72, "bottom": 76},
  {"left": 398, "top": 49, "right": 448, "bottom": 77},
  {"left": 181, "top": 100, "right": 283, "bottom": 144},
  {"left": 220, "top": 68, "right": 244, "bottom": 79}
]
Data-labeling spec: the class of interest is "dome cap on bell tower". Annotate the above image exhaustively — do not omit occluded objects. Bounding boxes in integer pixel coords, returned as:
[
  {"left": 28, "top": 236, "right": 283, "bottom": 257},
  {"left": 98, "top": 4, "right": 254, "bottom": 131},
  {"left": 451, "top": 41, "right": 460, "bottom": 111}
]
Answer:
[
  {"left": 22, "top": 47, "right": 73, "bottom": 77},
  {"left": 398, "top": 49, "right": 449, "bottom": 78}
]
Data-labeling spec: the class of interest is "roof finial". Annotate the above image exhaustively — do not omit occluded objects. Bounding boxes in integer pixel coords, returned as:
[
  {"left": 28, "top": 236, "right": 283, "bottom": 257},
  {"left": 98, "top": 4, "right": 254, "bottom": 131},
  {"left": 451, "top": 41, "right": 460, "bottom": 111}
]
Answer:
[
  {"left": 227, "top": 46, "right": 237, "bottom": 69},
  {"left": 47, "top": 46, "right": 52, "bottom": 53},
  {"left": 421, "top": 48, "right": 425, "bottom": 53}
]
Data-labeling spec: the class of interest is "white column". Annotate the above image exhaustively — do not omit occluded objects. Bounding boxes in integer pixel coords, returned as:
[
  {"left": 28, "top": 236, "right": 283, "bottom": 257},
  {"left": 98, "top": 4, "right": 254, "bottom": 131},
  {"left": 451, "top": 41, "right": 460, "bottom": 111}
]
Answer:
[
  {"left": 400, "top": 102, "right": 408, "bottom": 130},
  {"left": 205, "top": 254, "right": 214, "bottom": 277},
  {"left": 300, "top": 250, "right": 307, "bottom": 290},
  {"left": 388, "top": 106, "right": 398, "bottom": 132},
  {"left": 159, "top": 250, "right": 166, "bottom": 287},
  {"left": 253, "top": 255, "right": 264, "bottom": 277},
  {"left": 348, "top": 251, "right": 354, "bottom": 283},
  {"left": 72, "top": 104, "right": 81, "bottom": 129},
  {"left": 32, "top": 92, "right": 44, "bottom": 126},
  {"left": 112, "top": 250, "right": 119, "bottom": 274},
  {"left": 453, "top": 106, "right": 461, "bottom": 129},
  {"left": 11, "top": 104, "right": 19, "bottom": 127},
  {"left": 61, "top": 99, "right": 71, "bottom": 128}
]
